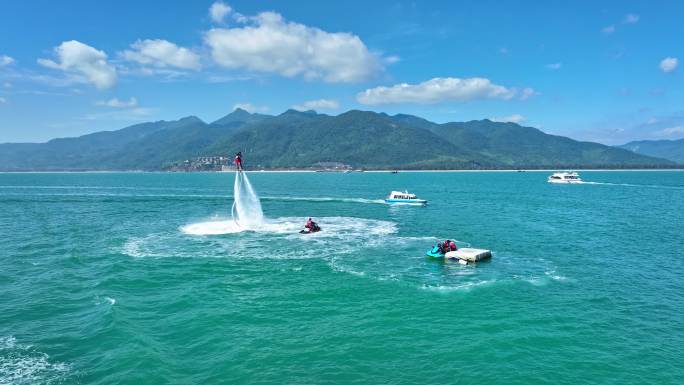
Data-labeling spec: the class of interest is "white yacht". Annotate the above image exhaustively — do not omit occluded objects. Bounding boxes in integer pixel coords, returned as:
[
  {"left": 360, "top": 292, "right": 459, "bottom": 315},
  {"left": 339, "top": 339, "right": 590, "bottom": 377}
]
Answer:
[
  {"left": 385, "top": 190, "right": 427, "bottom": 205},
  {"left": 548, "top": 171, "right": 583, "bottom": 184}
]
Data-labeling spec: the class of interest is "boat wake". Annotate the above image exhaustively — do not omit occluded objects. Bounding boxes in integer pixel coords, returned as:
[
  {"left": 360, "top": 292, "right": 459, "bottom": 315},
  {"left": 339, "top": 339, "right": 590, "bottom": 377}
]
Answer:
[
  {"left": 262, "top": 196, "right": 386, "bottom": 205},
  {"left": 582, "top": 181, "right": 684, "bottom": 189},
  {"left": 125, "top": 216, "right": 397, "bottom": 259},
  {"left": 180, "top": 217, "right": 302, "bottom": 235}
]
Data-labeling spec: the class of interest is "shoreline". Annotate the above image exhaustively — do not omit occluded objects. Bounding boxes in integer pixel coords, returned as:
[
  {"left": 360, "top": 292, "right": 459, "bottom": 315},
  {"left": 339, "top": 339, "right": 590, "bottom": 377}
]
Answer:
[{"left": 1, "top": 168, "right": 683, "bottom": 174}]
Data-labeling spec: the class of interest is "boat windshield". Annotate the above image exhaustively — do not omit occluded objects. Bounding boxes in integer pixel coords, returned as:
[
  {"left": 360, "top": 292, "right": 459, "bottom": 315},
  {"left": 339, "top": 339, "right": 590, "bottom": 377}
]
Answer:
[{"left": 391, "top": 193, "right": 417, "bottom": 199}]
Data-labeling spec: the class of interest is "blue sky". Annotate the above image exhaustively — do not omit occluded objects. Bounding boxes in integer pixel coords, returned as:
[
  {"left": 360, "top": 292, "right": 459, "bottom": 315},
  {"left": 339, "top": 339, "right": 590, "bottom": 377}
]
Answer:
[{"left": 0, "top": 0, "right": 682, "bottom": 144}]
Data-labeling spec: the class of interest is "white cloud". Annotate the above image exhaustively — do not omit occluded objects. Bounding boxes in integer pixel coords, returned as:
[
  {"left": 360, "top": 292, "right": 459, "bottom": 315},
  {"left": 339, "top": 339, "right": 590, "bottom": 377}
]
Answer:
[
  {"left": 519, "top": 87, "right": 538, "bottom": 100},
  {"left": 657, "top": 125, "right": 684, "bottom": 137},
  {"left": 384, "top": 55, "right": 400, "bottom": 64},
  {"left": 546, "top": 62, "right": 562, "bottom": 70},
  {"left": 96, "top": 97, "right": 138, "bottom": 108},
  {"left": 37, "top": 40, "right": 116, "bottom": 89},
  {"left": 0, "top": 97, "right": 6, "bottom": 104},
  {"left": 623, "top": 14, "right": 640, "bottom": 24},
  {"left": 602, "top": 25, "right": 615, "bottom": 34},
  {"left": 232, "top": 12, "right": 248, "bottom": 23},
  {"left": 292, "top": 99, "right": 339, "bottom": 111},
  {"left": 356, "top": 77, "right": 534, "bottom": 105},
  {"left": 491, "top": 114, "right": 525, "bottom": 123},
  {"left": 602, "top": 14, "right": 639, "bottom": 35},
  {"left": 121, "top": 39, "right": 201, "bottom": 70},
  {"left": 233, "top": 103, "right": 268, "bottom": 113},
  {"left": 205, "top": 74, "right": 253, "bottom": 83},
  {"left": 204, "top": 11, "right": 382, "bottom": 82},
  {"left": 0, "top": 55, "right": 14, "bottom": 66},
  {"left": 659, "top": 57, "right": 678, "bottom": 73},
  {"left": 209, "top": 1, "right": 232, "bottom": 24}
]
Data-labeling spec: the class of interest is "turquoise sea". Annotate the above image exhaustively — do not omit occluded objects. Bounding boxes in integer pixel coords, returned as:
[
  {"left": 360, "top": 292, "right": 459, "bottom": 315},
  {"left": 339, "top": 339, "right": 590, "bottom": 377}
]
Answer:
[{"left": 1, "top": 171, "right": 683, "bottom": 384}]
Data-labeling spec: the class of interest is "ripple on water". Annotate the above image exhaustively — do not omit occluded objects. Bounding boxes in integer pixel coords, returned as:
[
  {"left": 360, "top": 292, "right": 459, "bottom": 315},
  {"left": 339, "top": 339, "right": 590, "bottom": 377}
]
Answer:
[{"left": 120, "top": 215, "right": 568, "bottom": 293}]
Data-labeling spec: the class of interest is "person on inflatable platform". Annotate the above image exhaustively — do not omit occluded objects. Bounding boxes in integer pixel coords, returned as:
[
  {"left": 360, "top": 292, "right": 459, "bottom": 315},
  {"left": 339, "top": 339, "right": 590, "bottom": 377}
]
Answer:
[
  {"left": 449, "top": 240, "right": 457, "bottom": 251},
  {"left": 234, "top": 151, "right": 243, "bottom": 171}
]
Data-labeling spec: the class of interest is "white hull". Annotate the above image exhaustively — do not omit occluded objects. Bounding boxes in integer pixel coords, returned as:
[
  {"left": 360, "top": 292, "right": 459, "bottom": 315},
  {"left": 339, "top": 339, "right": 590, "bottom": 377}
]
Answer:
[
  {"left": 548, "top": 179, "right": 583, "bottom": 184},
  {"left": 385, "top": 190, "right": 427, "bottom": 205},
  {"left": 385, "top": 199, "right": 427, "bottom": 205},
  {"left": 548, "top": 171, "right": 582, "bottom": 184}
]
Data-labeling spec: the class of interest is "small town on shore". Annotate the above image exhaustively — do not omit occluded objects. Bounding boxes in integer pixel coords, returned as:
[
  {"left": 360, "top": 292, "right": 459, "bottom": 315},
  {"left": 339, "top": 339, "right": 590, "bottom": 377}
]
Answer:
[{"left": 165, "top": 156, "right": 359, "bottom": 172}]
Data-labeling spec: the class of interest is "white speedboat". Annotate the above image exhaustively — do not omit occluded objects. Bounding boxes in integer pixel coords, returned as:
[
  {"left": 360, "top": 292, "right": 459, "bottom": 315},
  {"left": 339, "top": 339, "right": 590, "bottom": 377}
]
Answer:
[
  {"left": 385, "top": 190, "right": 427, "bottom": 205},
  {"left": 548, "top": 171, "right": 583, "bottom": 184}
]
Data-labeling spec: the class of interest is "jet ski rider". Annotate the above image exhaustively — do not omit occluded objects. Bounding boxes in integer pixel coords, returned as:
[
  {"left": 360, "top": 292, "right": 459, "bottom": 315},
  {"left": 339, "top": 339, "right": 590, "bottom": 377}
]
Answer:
[{"left": 305, "top": 217, "right": 319, "bottom": 232}]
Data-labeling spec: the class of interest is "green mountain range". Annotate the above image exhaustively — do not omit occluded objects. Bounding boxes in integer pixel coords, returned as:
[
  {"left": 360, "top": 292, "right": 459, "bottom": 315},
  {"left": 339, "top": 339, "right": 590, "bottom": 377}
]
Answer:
[
  {"left": 0, "top": 109, "right": 674, "bottom": 171},
  {"left": 617, "top": 139, "right": 684, "bottom": 164}
]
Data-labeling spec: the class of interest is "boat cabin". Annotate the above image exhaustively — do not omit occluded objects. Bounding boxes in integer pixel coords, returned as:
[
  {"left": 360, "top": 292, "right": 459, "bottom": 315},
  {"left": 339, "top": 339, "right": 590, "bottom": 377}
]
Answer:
[
  {"left": 549, "top": 172, "right": 580, "bottom": 180},
  {"left": 388, "top": 191, "right": 419, "bottom": 200}
]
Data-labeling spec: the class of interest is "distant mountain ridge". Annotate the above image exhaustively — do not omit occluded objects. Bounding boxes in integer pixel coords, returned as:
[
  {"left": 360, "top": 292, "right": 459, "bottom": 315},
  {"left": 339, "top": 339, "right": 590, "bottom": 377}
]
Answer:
[
  {"left": 617, "top": 139, "right": 684, "bottom": 164},
  {"left": 0, "top": 108, "right": 675, "bottom": 171}
]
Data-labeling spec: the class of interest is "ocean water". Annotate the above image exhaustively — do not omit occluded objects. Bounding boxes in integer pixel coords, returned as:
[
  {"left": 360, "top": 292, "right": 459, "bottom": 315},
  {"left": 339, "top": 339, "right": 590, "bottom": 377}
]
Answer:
[{"left": 1, "top": 171, "right": 683, "bottom": 384}]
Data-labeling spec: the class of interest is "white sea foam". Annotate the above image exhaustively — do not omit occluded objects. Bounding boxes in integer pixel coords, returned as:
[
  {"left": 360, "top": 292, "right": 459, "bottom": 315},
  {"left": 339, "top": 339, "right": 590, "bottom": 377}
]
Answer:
[
  {"left": 521, "top": 276, "right": 548, "bottom": 286},
  {"left": 127, "top": 216, "right": 397, "bottom": 261},
  {"left": 121, "top": 237, "right": 144, "bottom": 258},
  {"left": 0, "top": 336, "right": 70, "bottom": 385},
  {"left": 180, "top": 220, "right": 244, "bottom": 235},
  {"left": 180, "top": 216, "right": 395, "bottom": 237},
  {"left": 420, "top": 279, "right": 497, "bottom": 292},
  {"left": 329, "top": 259, "right": 367, "bottom": 277},
  {"left": 180, "top": 218, "right": 303, "bottom": 236},
  {"left": 94, "top": 296, "right": 117, "bottom": 306},
  {"left": 0, "top": 337, "right": 16, "bottom": 350},
  {"left": 545, "top": 270, "right": 569, "bottom": 281}
]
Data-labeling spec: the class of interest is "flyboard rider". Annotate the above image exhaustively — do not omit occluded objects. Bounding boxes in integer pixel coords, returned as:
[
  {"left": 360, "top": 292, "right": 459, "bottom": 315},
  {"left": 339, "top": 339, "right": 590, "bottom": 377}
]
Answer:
[{"left": 234, "top": 151, "right": 243, "bottom": 171}]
